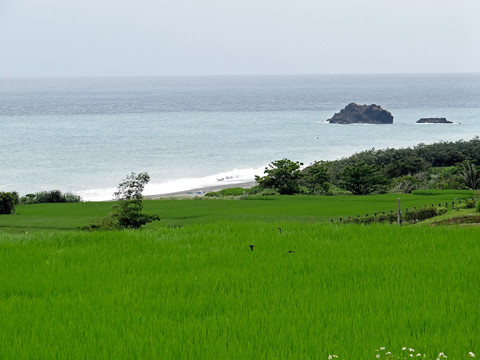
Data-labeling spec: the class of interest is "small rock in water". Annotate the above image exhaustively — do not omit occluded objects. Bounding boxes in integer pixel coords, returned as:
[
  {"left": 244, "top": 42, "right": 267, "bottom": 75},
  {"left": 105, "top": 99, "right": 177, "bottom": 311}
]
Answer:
[{"left": 416, "top": 117, "right": 452, "bottom": 124}]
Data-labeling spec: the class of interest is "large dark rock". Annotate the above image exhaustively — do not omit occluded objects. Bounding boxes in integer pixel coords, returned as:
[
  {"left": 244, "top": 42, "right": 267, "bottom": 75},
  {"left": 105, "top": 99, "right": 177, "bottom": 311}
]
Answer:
[
  {"left": 327, "top": 103, "right": 393, "bottom": 124},
  {"left": 416, "top": 117, "right": 452, "bottom": 124}
]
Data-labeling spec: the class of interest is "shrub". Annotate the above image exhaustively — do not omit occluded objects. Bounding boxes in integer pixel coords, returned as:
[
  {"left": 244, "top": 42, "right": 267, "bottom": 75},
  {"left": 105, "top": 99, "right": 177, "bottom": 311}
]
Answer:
[
  {"left": 205, "top": 187, "right": 247, "bottom": 197},
  {"left": 465, "top": 198, "right": 476, "bottom": 209},
  {"left": 0, "top": 192, "right": 16, "bottom": 214},
  {"left": 246, "top": 186, "right": 278, "bottom": 196},
  {"left": 10, "top": 191, "right": 20, "bottom": 205},
  {"left": 403, "top": 206, "right": 439, "bottom": 222},
  {"left": 84, "top": 172, "right": 160, "bottom": 230},
  {"left": 111, "top": 200, "right": 160, "bottom": 229},
  {"left": 476, "top": 199, "right": 480, "bottom": 213},
  {"left": 62, "top": 192, "right": 82, "bottom": 203},
  {"left": 454, "top": 203, "right": 468, "bottom": 210},
  {"left": 375, "top": 212, "right": 398, "bottom": 223},
  {"left": 20, "top": 190, "right": 81, "bottom": 204},
  {"left": 390, "top": 176, "right": 421, "bottom": 194},
  {"left": 35, "top": 190, "right": 63, "bottom": 203},
  {"left": 454, "top": 199, "right": 476, "bottom": 210},
  {"left": 20, "top": 194, "right": 36, "bottom": 204},
  {"left": 343, "top": 212, "right": 397, "bottom": 225},
  {"left": 437, "top": 207, "right": 448, "bottom": 216}
]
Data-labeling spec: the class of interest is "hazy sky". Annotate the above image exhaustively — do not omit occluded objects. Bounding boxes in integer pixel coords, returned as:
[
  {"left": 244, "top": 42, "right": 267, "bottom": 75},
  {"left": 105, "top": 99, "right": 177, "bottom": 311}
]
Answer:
[{"left": 1, "top": 0, "right": 479, "bottom": 77}]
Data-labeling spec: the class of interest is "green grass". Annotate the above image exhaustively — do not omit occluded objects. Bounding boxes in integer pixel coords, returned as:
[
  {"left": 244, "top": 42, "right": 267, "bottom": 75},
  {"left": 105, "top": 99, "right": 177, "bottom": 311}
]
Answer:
[
  {"left": 0, "top": 190, "right": 474, "bottom": 232},
  {"left": 0, "top": 190, "right": 478, "bottom": 358},
  {"left": 0, "top": 223, "right": 479, "bottom": 359}
]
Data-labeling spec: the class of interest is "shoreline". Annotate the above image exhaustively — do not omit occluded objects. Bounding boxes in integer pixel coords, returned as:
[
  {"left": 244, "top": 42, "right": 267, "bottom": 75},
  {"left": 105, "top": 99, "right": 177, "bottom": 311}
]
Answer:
[{"left": 144, "top": 180, "right": 257, "bottom": 199}]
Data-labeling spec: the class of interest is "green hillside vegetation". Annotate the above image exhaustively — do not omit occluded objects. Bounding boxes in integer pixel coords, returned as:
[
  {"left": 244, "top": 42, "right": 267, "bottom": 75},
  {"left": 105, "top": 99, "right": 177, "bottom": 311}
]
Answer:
[{"left": 251, "top": 138, "right": 480, "bottom": 196}]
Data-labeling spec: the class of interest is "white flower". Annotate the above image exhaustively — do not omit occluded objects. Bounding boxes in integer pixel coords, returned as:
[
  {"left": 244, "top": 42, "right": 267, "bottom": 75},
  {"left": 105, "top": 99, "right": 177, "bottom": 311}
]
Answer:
[
  {"left": 376, "top": 355, "right": 380, "bottom": 359},
  {"left": 402, "top": 347, "right": 407, "bottom": 351},
  {"left": 380, "top": 347, "right": 385, "bottom": 350},
  {"left": 469, "top": 352, "right": 476, "bottom": 358}
]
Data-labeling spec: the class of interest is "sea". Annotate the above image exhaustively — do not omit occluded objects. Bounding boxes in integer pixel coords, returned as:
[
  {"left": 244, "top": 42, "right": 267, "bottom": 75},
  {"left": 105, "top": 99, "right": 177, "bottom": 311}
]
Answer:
[{"left": 1, "top": 74, "right": 479, "bottom": 201}]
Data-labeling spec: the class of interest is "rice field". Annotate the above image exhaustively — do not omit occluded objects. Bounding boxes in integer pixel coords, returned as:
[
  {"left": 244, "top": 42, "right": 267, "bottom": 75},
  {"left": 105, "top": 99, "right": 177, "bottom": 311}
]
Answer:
[
  {"left": 1, "top": 222, "right": 479, "bottom": 359},
  {"left": 0, "top": 190, "right": 474, "bottom": 233}
]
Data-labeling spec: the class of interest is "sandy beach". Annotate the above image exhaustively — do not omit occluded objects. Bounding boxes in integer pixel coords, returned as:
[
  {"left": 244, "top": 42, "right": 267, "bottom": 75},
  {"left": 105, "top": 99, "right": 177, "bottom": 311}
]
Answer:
[{"left": 145, "top": 180, "right": 257, "bottom": 199}]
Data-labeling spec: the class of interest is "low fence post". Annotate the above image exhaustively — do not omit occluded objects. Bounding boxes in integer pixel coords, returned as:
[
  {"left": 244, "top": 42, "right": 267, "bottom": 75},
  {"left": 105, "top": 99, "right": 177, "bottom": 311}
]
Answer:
[{"left": 397, "top": 198, "right": 402, "bottom": 225}]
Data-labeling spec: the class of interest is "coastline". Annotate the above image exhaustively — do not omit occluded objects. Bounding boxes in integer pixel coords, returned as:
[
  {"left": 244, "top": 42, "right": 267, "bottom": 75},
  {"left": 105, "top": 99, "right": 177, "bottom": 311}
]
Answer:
[{"left": 145, "top": 180, "right": 257, "bottom": 199}]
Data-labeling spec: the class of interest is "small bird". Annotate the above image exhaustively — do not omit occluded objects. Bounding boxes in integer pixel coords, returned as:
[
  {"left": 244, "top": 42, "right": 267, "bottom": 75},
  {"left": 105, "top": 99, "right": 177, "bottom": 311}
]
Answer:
[
  {"left": 249, "top": 244, "right": 255, "bottom": 252},
  {"left": 278, "top": 227, "right": 282, "bottom": 234},
  {"left": 284, "top": 250, "right": 296, "bottom": 256}
]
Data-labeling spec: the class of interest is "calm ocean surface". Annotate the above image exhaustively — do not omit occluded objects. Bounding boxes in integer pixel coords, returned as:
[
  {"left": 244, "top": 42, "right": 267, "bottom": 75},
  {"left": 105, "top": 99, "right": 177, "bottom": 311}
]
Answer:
[{"left": 1, "top": 74, "right": 479, "bottom": 200}]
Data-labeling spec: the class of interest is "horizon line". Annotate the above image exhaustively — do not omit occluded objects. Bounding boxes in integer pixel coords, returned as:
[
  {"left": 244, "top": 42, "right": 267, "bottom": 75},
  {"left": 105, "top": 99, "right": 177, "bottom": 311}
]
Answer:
[{"left": 1, "top": 71, "right": 479, "bottom": 80}]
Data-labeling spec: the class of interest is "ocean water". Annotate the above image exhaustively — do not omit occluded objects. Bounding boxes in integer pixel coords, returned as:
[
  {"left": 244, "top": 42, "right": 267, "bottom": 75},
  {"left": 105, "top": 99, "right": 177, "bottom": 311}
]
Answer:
[{"left": 1, "top": 74, "right": 479, "bottom": 201}]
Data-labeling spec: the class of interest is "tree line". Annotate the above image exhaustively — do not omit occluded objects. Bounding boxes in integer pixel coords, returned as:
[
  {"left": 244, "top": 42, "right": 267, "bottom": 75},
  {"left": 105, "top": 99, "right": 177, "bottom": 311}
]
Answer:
[{"left": 253, "top": 138, "right": 480, "bottom": 195}]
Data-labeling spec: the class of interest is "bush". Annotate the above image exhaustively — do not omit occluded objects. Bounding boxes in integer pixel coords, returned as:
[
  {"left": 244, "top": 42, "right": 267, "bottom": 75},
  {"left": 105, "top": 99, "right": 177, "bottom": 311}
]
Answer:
[
  {"left": 35, "top": 190, "right": 63, "bottom": 203},
  {"left": 454, "top": 199, "right": 476, "bottom": 210},
  {"left": 62, "top": 192, "right": 82, "bottom": 203},
  {"left": 0, "top": 192, "right": 16, "bottom": 214},
  {"left": 20, "top": 194, "right": 36, "bottom": 204},
  {"left": 84, "top": 172, "right": 160, "bottom": 230},
  {"left": 246, "top": 185, "right": 278, "bottom": 196},
  {"left": 343, "top": 213, "right": 397, "bottom": 225},
  {"left": 403, "top": 206, "right": 440, "bottom": 222},
  {"left": 205, "top": 187, "right": 247, "bottom": 197},
  {"left": 20, "top": 190, "right": 81, "bottom": 204},
  {"left": 390, "top": 176, "right": 421, "bottom": 194},
  {"left": 454, "top": 203, "right": 468, "bottom": 210},
  {"left": 476, "top": 199, "right": 480, "bottom": 213},
  {"left": 465, "top": 199, "right": 476, "bottom": 209},
  {"left": 10, "top": 192, "right": 20, "bottom": 205}
]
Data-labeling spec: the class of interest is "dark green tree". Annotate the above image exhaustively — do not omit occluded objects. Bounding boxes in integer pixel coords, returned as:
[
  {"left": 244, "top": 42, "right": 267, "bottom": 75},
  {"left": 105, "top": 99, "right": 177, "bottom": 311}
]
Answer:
[
  {"left": 0, "top": 192, "right": 16, "bottom": 214},
  {"left": 302, "top": 161, "right": 330, "bottom": 194},
  {"left": 339, "top": 162, "right": 387, "bottom": 195},
  {"left": 384, "top": 156, "right": 430, "bottom": 178},
  {"left": 255, "top": 159, "right": 303, "bottom": 195}
]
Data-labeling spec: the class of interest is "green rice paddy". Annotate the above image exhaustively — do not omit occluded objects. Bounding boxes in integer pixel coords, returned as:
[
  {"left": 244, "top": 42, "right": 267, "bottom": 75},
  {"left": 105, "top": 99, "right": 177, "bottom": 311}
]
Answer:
[
  {"left": 0, "top": 191, "right": 478, "bottom": 359},
  {"left": 0, "top": 190, "right": 474, "bottom": 233}
]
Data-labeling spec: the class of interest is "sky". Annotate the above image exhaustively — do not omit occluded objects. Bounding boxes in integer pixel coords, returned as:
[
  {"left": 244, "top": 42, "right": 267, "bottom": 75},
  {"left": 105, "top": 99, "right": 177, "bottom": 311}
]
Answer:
[{"left": 0, "top": 0, "right": 479, "bottom": 77}]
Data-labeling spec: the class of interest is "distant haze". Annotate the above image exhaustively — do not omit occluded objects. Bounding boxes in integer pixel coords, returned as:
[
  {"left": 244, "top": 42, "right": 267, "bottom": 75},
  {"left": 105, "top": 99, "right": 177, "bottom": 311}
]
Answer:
[{"left": 1, "top": 0, "right": 479, "bottom": 77}]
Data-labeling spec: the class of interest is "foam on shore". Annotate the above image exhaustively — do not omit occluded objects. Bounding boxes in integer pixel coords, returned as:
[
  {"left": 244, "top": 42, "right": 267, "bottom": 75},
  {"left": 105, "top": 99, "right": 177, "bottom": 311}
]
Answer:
[{"left": 78, "top": 167, "right": 263, "bottom": 201}]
